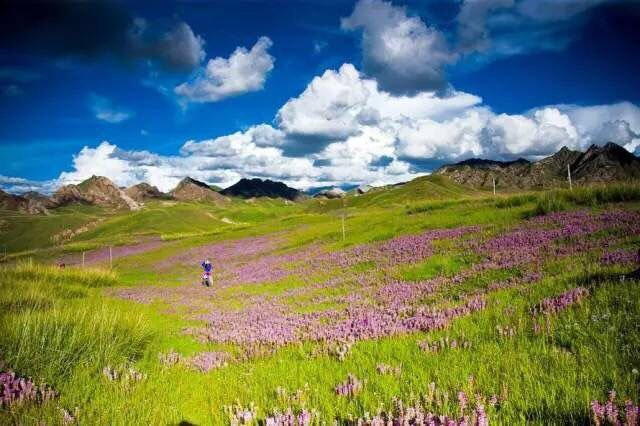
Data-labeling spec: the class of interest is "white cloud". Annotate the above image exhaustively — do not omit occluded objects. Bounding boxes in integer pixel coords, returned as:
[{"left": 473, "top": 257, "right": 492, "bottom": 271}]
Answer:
[
  {"left": 276, "top": 63, "right": 482, "bottom": 152},
  {"left": 90, "top": 95, "right": 133, "bottom": 123},
  {"left": 7, "top": 63, "right": 639, "bottom": 195},
  {"left": 482, "top": 107, "right": 579, "bottom": 157},
  {"left": 0, "top": 175, "right": 57, "bottom": 195},
  {"left": 397, "top": 108, "right": 491, "bottom": 160},
  {"left": 559, "top": 102, "right": 640, "bottom": 138},
  {"left": 341, "top": 0, "right": 457, "bottom": 94},
  {"left": 175, "top": 36, "right": 275, "bottom": 103},
  {"left": 58, "top": 142, "right": 145, "bottom": 186},
  {"left": 277, "top": 64, "right": 370, "bottom": 140}
]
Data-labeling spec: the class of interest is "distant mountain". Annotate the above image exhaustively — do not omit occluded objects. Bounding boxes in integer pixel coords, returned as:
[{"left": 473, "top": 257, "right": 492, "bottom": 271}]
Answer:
[
  {"left": 221, "top": 178, "right": 307, "bottom": 201},
  {"left": 170, "top": 177, "right": 229, "bottom": 203},
  {"left": 51, "top": 176, "right": 141, "bottom": 210},
  {"left": 21, "top": 191, "right": 50, "bottom": 203},
  {"left": 0, "top": 189, "right": 48, "bottom": 214},
  {"left": 435, "top": 143, "right": 640, "bottom": 189},
  {"left": 125, "top": 183, "right": 170, "bottom": 202},
  {"left": 307, "top": 184, "right": 359, "bottom": 195}
]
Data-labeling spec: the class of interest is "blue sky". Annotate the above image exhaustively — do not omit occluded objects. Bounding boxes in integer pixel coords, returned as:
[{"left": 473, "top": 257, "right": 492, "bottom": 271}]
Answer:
[{"left": 1, "top": 0, "right": 639, "bottom": 193}]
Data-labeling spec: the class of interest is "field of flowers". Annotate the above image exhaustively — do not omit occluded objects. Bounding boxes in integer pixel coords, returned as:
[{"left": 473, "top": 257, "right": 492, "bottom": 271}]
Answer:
[{"left": 1, "top": 185, "right": 640, "bottom": 425}]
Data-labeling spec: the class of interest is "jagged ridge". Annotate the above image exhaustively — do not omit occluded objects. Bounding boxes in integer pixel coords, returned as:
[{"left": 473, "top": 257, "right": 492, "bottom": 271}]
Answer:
[
  {"left": 435, "top": 143, "right": 640, "bottom": 189},
  {"left": 220, "top": 178, "right": 307, "bottom": 201}
]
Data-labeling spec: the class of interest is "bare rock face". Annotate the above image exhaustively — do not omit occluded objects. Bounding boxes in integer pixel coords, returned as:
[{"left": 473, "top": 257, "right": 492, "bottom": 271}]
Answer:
[
  {"left": 124, "top": 183, "right": 170, "bottom": 202},
  {"left": 435, "top": 143, "right": 640, "bottom": 189},
  {"left": 169, "top": 177, "right": 229, "bottom": 203},
  {"left": 220, "top": 178, "right": 308, "bottom": 201},
  {"left": 571, "top": 143, "right": 640, "bottom": 182},
  {"left": 51, "top": 176, "right": 141, "bottom": 210},
  {"left": 0, "top": 189, "right": 48, "bottom": 214}
]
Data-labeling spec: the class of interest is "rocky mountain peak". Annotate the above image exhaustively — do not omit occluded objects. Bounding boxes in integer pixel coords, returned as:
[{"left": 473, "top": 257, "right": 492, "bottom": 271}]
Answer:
[
  {"left": 170, "top": 177, "right": 229, "bottom": 203},
  {"left": 124, "top": 183, "right": 169, "bottom": 202},
  {"left": 220, "top": 178, "right": 307, "bottom": 201},
  {"left": 51, "top": 176, "right": 141, "bottom": 210}
]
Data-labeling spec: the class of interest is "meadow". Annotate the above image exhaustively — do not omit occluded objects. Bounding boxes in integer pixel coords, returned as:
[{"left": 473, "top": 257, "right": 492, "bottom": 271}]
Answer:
[{"left": 1, "top": 178, "right": 640, "bottom": 425}]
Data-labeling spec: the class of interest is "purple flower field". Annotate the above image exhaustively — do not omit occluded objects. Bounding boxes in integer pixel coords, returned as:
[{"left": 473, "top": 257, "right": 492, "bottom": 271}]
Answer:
[
  {"left": 114, "top": 209, "right": 640, "bottom": 354},
  {"left": 61, "top": 237, "right": 165, "bottom": 266}
]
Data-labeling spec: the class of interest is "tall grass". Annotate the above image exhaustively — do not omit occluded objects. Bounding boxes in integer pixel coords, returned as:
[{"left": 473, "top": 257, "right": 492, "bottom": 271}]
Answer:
[
  {"left": 522, "top": 183, "right": 640, "bottom": 217},
  {"left": 558, "top": 183, "right": 640, "bottom": 205},
  {"left": 0, "top": 262, "right": 153, "bottom": 386},
  {"left": 1, "top": 260, "right": 118, "bottom": 287},
  {"left": 1, "top": 306, "right": 152, "bottom": 381}
]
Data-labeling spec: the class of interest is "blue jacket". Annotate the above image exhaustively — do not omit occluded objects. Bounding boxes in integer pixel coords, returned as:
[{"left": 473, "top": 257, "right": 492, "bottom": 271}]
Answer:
[{"left": 201, "top": 261, "right": 213, "bottom": 273}]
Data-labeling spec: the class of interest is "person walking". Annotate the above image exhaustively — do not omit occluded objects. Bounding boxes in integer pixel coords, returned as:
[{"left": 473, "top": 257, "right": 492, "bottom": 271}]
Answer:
[{"left": 201, "top": 259, "right": 213, "bottom": 287}]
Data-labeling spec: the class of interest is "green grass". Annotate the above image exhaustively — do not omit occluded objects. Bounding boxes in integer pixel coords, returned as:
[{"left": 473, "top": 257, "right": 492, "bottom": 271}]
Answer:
[
  {"left": 401, "top": 253, "right": 470, "bottom": 281},
  {"left": 1, "top": 180, "right": 640, "bottom": 424}
]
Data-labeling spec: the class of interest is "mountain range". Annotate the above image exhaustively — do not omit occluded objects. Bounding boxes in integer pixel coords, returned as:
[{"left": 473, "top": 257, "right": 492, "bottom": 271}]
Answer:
[
  {"left": 435, "top": 142, "right": 640, "bottom": 189},
  {"left": 2, "top": 142, "right": 638, "bottom": 215}
]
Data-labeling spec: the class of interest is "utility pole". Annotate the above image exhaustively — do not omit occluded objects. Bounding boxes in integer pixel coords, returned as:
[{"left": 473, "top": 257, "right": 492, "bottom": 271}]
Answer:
[
  {"left": 109, "top": 246, "right": 113, "bottom": 269},
  {"left": 567, "top": 164, "right": 573, "bottom": 190},
  {"left": 82, "top": 251, "right": 85, "bottom": 267},
  {"left": 341, "top": 213, "right": 346, "bottom": 241},
  {"left": 492, "top": 177, "right": 496, "bottom": 197}
]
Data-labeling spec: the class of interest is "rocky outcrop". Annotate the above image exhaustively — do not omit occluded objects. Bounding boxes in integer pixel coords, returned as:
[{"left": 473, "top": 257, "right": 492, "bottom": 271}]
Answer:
[
  {"left": 124, "top": 183, "right": 170, "bottom": 202},
  {"left": 314, "top": 188, "right": 346, "bottom": 199},
  {"left": 220, "top": 178, "right": 307, "bottom": 201},
  {"left": 170, "top": 177, "right": 229, "bottom": 203},
  {"left": 435, "top": 143, "right": 640, "bottom": 189},
  {"left": 0, "top": 189, "right": 48, "bottom": 214},
  {"left": 51, "top": 176, "right": 141, "bottom": 210},
  {"left": 356, "top": 184, "right": 372, "bottom": 194}
]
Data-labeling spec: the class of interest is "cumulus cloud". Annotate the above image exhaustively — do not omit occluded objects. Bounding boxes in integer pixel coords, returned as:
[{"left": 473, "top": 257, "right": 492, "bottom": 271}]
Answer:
[
  {"left": 5, "top": 63, "right": 639, "bottom": 195},
  {"left": 175, "top": 37, "right": 275, "bottom": 103},
  {"left": 276, "top": 63, "right": 481, "bottom": 154},
  {"left": 482, "top": 107, "right": 579, "bottom": 158},
  {"left": 58, "top": 142, "right": 147, "bottom": 186},
  {"left": 90, "top": 95, "right": 133, "bottom": 123},
  {"left": 277, "top": 64, "right": 370, "bottom": 142},
  {"left": 341, "top": 0, "right": 457, "bottom": 94}
]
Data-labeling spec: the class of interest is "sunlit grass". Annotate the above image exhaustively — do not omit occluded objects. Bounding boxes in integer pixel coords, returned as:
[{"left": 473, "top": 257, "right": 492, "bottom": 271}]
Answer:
[{"left": 1, "top": 179, "right": 639, "bottom": 424}]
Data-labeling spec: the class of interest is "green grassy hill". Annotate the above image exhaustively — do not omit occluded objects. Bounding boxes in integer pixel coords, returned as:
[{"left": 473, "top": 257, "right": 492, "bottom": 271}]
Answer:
[{"left": 1, "top": 179, "right": 640, "bottom": 424}]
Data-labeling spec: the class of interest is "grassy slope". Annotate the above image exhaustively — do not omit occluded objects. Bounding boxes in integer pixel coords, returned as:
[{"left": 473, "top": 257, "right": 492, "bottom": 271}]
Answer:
[{"left": 1, "top": 179, "right": 639, "bottom": 424}]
